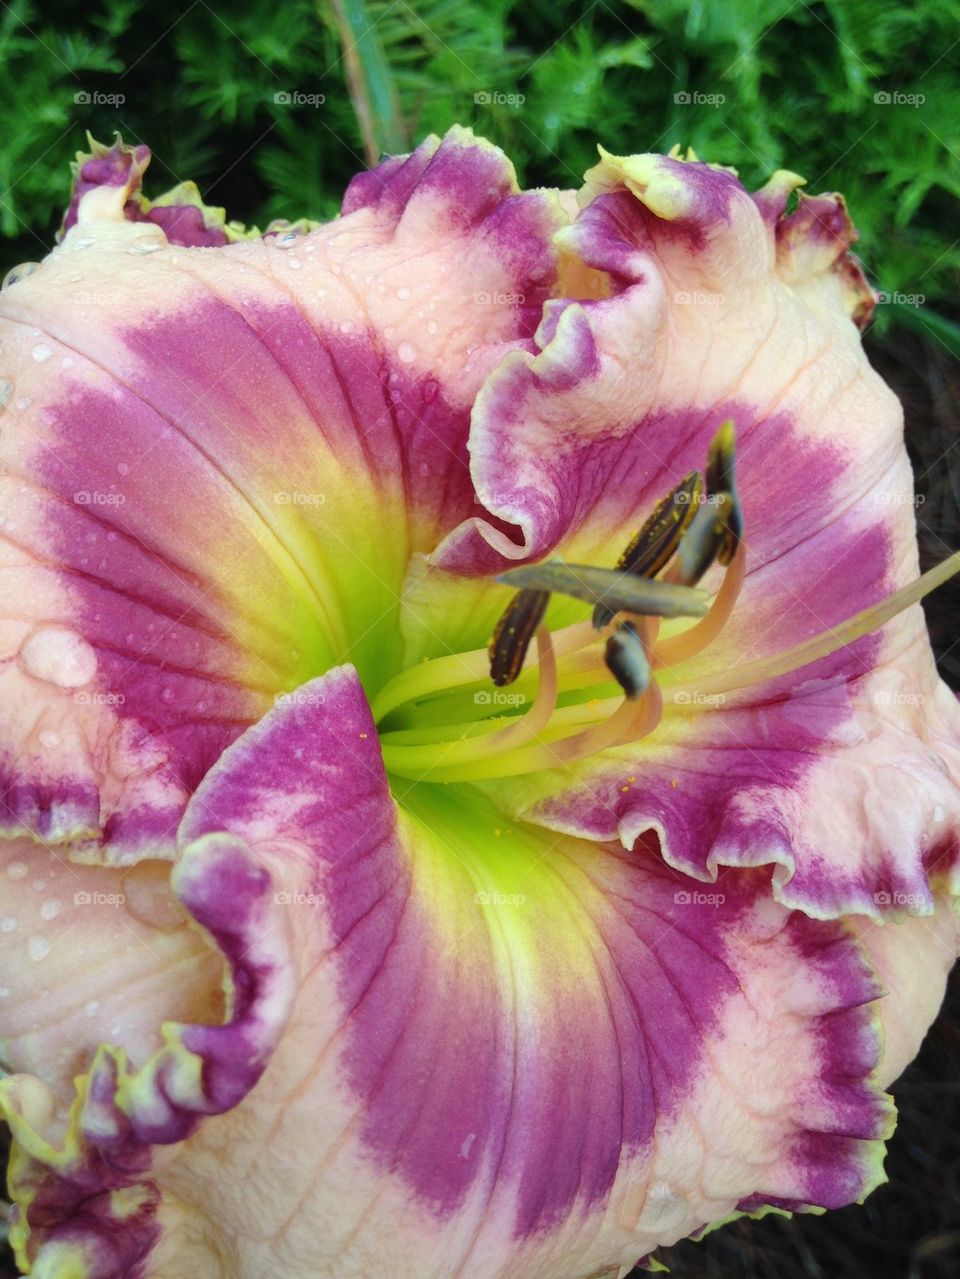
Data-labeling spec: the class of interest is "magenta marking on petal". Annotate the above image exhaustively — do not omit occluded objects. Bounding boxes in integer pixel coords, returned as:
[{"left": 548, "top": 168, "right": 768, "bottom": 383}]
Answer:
[
  {"left": 0, "top": 765, "right": 100, "bottom": 840},
  {"left": 142, "top": 204, "right": 228, "bottom": 247}
]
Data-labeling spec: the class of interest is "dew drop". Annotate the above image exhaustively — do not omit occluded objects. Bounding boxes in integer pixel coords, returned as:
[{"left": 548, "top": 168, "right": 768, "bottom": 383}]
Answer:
[
  {"left": 274, "top": 231, "right": 300, "bottom": 249},
  {"left": 15, "top": 397, "right": 32, "bottom": 410},
  {"left": 40, "top": 899, "right": 61, "bottom": 922},
  {"left": 287, "top": 257, "right": 303, "bottom": 270},
  {"left": 397, "top": 342, "right": 417, "bottom": 364},
  {"left": 0, "top": 917, "right": 17, "bottom": 933},
  {"left": 123, "top": 861, "right": 187, "bottom": 929},
  {"left": 2, "top": 263, "right": 41, "bottom": 290},
  {"left": 395, "top": 286, "right": 411, "bottom": 300},
  {"left": 0, "top": 988, "right": 9, "bottom": 998},
  {"left": 84, "top": 999, "right": 100, "bottom": 1017},
  {"left": 427, "top": 320, "right": 438, "bottom": 335},
  {"left": 6, "top": 861, "right": 27, "bottom": 881},
  {"left": 28, "top": 936, "right": 50, "bottom": 962},
  {"left": 38, "top": 729, "right": 60, "bottom": 749},
  {"left": 117, "top": 461, "right": 130, "bottom": 476},
  {"left": 418, "top": 461, "right": 430, "bottom": 477},
  {"left": 130, "top": 236, "right": 165, "bottom": 256},
  {"left": 31, "top": 344, "right": 53, "bottom": 363},
  {"left": 19, "top": 627, "right": 98, "bottom": 688}
]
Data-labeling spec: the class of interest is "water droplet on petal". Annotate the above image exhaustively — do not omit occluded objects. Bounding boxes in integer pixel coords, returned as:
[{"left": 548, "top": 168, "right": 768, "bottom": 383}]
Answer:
[
  {"left": 31, "top": 344, "right": 53, "bottom": 363},
  {"left": 2, "top": 263, "right": 41, "bottom": 290},
  {"left": 0, "top": 377, "right": 13, "bottom": 412},
  {"left": 274, "top": 231, "right": 300, "bottom": 249},
  {"left": 129, "top": 236, "right": 165, "bottom": 256},
  {"left": 287, "top": 257, "right": 303, "bottom": 270},
  {"left": 15, "top": 397, "right": 32, "bottom": 410},
  {"left": 6, "top": 862, "right": 27, "bottom": 881},
  {"left": 396, "top": 286, "right": 411, "bottom": 300},
  {"left": 28, "top": 936, "right": 50, "bottom": 962},
  {"left": 84, "top": 999, "right": 100, "bottom": 1017},
  {"left": 0, "top": 917, "right": 17, "bottom": 933},
  {"left": 397, "top": 342, "right": 417, "bottom": 364},
  {"left": 117, "top": 461, "right": 130, "bottom": 476},
  {"left": 40, "top": 899, "right": 61, "bottom": 922},
  {"left": 39, "top": 730, "right": 60, "bottom": 749},
  {"left": 122, "top": 861, "right": 187, "bottom": 929},
  {"left": 19, "top": 627, "right": 97, "bottom": 688}
]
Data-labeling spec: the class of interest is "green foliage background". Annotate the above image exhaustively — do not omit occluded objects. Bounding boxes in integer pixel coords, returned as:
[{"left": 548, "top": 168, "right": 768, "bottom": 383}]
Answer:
[{"left": 1, "top": 0, "right": 958, "bottom": 342}]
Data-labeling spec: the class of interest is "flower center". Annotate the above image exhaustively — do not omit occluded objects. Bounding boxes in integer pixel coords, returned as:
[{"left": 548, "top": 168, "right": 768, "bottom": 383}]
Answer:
[{"left": 371, "top": 422, "right": 960, "bottom": 785}]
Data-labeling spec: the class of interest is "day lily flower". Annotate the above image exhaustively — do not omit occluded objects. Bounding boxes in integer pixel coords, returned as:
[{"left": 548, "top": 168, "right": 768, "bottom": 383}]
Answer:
[{"left": 0, "top": 127, "right": 958, "bottom": 1279}]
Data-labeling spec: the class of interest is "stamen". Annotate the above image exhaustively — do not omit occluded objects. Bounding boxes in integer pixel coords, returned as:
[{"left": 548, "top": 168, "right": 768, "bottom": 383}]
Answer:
[
  {"left": 604, "top": 621, "right": 651, "bottom": 699},
  {"left": 670, "top": 493, "right": 738, "bottom": 585},
  {"left": 654, "top": 543, "right": 747, "bottom": 667},
  {"left": 498, "top": 561, "right": 711, "bottom": 619},
  {"left": 593, "top": 470, "right": 702, "bottom": 627},
  {"left": 487, "top": 626, "right": 558, "bottom": 750},
  {"left": 669, "top": 548, "right": 960, "bottom": 700},
  {"left": 705, "top": 419, "right": 741, "bottom": 563},
  {"left": 489, "top": 588, "right": 551, "bottom": 687}
]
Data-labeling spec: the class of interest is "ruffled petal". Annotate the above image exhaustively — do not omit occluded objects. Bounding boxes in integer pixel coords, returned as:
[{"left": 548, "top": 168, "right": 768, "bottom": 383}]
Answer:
[
  {"left": 0, "top": 127, "right": 562, "bottom": 861},
  {"left": 2, "top": 670, "right": 897, "bottom": 1278},
  {"left": 62, "top": 136, "right": 241, "bottom": 247},
  {"left": 427, "top": 147, "right": 960, "bottom": 918}
]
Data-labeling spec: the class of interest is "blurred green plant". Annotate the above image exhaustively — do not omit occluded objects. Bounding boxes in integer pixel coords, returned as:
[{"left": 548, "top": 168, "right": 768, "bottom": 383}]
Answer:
[{"left": 0, "top": 0, "right": 957, "bottom": 337}]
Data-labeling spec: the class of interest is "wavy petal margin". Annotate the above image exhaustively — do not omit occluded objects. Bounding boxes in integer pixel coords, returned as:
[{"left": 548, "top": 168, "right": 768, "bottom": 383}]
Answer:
[
  {"left": 1, "top": 671, "right": 902, "bottom": 1277},
  {"left": 0, "top": 127, "right": 563, "bottom": 863},
  {"left": 430, "top": 147, "right": 960, "bottom": 919}
]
